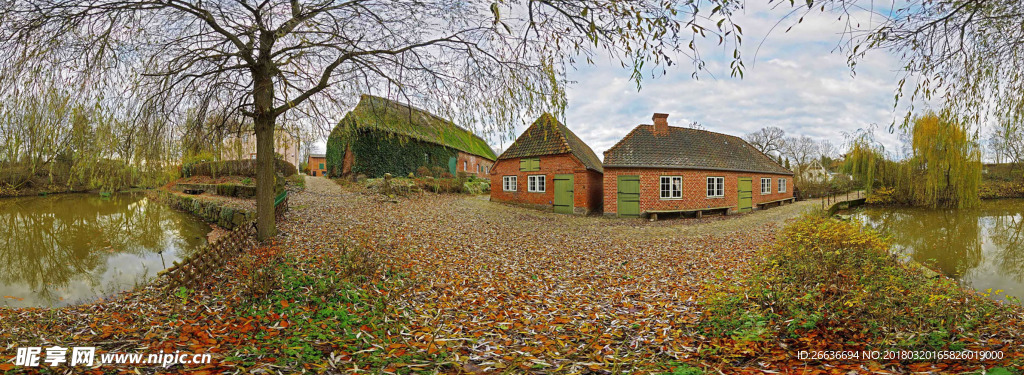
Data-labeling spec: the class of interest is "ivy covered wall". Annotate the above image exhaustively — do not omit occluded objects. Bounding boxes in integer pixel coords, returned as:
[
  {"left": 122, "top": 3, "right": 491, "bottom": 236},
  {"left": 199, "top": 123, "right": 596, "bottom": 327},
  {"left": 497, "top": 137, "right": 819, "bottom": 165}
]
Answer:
[{"left": 326, "top": 128, "right": 457, "bottom": 178}]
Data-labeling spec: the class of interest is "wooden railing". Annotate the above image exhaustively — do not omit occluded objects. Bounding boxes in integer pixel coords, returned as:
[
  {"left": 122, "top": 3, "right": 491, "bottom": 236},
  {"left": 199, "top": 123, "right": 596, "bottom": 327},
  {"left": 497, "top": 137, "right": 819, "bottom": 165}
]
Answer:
[{"left": 821, "top": 190, "right": 865, "bottom": 211}]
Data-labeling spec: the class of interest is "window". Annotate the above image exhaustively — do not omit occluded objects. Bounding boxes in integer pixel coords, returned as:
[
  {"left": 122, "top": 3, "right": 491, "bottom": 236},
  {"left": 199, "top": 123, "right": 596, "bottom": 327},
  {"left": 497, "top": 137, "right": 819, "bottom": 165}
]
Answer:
[
  {"left": 527, "top": 175, "right": 545, "bottom": 192},
  {"left": 464, "top": 161, "right": 467, "bottom": 171},
  {"left": 520, "top": 157, "right": 540, "bottom": 171},
  {"left": 778, "top": 178, "right": 787, "bottom": 193},
  {"left": 319, "top": 163, "right": 324, "bottom": 170},
  {"left": 660, "top": 176, "right": 682, "bottom": 199},
  {"left": 761, "top": 178, "right": 771, "bottom": 194},
  {"left": 707, "top": 177, "right": 724, "bottom": 197},
  {"left": 502, "top": 176, "right": 517, "bottom": 191}
]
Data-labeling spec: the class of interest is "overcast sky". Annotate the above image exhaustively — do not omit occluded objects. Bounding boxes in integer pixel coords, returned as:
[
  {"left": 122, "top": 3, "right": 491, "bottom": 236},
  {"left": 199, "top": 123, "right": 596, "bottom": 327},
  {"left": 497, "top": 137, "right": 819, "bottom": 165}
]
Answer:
[
  {"left": 489, "top": 2, "right": 919, "bottom": 160},
  {"left": 314, "top": 3, "right": 925, "bottom": 161}
]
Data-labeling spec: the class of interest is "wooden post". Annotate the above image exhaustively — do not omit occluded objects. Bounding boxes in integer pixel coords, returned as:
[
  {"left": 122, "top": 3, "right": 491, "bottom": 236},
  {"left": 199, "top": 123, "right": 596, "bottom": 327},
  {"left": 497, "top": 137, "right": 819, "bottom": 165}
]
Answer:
[{"left": 696, "top": 210, "right": 702, "bottom": 219}]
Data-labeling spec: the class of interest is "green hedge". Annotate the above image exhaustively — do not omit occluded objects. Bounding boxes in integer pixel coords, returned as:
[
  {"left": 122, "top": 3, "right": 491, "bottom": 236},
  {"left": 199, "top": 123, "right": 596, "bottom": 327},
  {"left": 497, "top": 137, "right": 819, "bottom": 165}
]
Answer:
[
  {"left": 327, "top": 128, "right": 457, "bottom": 178},
  {"left": 185, "top": 159, "right": 297, "bottom": 178}
]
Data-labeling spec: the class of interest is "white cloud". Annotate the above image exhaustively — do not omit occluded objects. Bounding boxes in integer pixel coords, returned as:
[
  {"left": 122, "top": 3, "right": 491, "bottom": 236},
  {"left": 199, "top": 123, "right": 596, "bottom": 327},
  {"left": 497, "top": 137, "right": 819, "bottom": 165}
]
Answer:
[
  {"left": 312, "top": 3, "right": 925, "bottom": 161},
  {"left": 528, "top": 3, "right": 922, "bottom": 160}
]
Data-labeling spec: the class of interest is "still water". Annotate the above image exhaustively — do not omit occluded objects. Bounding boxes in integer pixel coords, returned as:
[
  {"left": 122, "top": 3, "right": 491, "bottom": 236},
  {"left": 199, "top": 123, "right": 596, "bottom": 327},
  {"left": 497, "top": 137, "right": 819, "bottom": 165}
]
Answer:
[
  {"left": 0, "top": 193, "right": 211, "bottom": 308},
  {"left": 852, "top": 199, "right": 1024, "bottom": 303}
]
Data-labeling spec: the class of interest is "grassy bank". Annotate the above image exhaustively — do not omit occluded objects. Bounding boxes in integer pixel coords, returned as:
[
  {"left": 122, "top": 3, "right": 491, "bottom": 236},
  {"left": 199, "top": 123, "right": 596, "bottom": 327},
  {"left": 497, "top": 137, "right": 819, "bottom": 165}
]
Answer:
[{"left": 701, "top": 215, "right": 1024, "bottom": 371}]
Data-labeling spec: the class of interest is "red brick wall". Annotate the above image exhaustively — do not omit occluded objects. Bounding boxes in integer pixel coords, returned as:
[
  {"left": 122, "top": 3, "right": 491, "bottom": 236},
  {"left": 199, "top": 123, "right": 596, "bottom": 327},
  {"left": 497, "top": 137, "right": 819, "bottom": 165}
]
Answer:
[
  {"left": 602, "top": 167, "right": 793, "bottom": 215},
  {"left": 457, "top": 152, "right": 495, "bottom": 177},
  {"left": 489, "top": 153, "right": 603, "bottom": 214},
  {"left": 307, "top": 156, "right": 327, "bottom": 176},
  {"left": 582, "top": 169, "right": 604, "bottom": 214}
]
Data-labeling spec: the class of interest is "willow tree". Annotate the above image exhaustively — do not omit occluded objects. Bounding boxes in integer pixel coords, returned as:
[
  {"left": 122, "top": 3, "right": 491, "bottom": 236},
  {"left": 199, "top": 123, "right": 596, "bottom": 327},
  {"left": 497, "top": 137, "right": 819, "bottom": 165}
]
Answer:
[
  {"left": 846, "top": 113, "right": 981, "bottom": 207},
  {"left": 910, "top": 112, "right": 981, "bottom": 208},
  {"left": 0, "top": 1, "right": 754, "bottom": 240}
]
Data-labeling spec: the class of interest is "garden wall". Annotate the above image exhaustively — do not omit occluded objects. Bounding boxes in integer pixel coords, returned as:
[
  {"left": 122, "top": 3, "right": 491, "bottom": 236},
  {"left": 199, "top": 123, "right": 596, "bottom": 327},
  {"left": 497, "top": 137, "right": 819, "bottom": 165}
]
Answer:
[{"left": 152, "top": 190, "right": 254, "bottom": 230}]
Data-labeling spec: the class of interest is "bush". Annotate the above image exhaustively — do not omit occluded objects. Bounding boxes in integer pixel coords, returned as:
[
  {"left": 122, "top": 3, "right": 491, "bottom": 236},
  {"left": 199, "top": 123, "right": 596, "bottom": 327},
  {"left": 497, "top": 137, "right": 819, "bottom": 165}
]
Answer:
[
  {"left": 865, "top": 186, "right": 898, "bottom": 205},
  {"left": 410, "top": 176, "right": 467, "bottom": 194},
  {"left": 185, "top": 159, "right": 297, "bottom": 178},
  {"left": 702, "top": 215, "right": 1012, "bottom": 351},
  {"left": 430, "top": 166, "right": 447, "bottom": 178},
  {"left": 415, "top": 165, "right": 432, "bottom": 177}
]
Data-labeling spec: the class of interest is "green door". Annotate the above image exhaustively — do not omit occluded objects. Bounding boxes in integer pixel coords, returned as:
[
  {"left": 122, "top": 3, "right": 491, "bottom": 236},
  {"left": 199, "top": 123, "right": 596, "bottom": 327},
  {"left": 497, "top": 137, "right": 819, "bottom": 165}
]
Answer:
[
  {"left": 617, "top": 175, "right": 640, "bottom": 218},
  {"left": 448, "top": 157, "right": 457, "bottom": 175},
  {"left": 553, "top": 174, "right": 574, "bottom": 214},
  {"left": 738, "top": 177, "right": 752, "bottom": 213}
]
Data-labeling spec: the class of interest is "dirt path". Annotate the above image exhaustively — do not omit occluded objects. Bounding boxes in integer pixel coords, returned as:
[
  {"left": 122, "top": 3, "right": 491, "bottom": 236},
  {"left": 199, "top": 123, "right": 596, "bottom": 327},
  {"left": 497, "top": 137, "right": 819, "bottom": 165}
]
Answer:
[{"left": 273, "top": 178, "right": 817, "bottom": 372}]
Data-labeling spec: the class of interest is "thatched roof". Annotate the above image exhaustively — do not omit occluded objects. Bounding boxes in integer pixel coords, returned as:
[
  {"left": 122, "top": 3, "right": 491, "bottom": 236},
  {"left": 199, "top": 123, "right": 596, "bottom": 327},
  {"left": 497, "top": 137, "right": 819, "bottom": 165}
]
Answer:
[{"left": 329, "top": 95, "right": 496, "bottom": 160}]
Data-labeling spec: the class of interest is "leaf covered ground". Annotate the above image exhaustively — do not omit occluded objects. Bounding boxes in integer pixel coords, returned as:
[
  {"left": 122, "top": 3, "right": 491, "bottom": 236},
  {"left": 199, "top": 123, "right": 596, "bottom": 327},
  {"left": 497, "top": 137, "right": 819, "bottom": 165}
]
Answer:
[{"left": 2, "top": 176, "right": 1023, "bottom": 374}]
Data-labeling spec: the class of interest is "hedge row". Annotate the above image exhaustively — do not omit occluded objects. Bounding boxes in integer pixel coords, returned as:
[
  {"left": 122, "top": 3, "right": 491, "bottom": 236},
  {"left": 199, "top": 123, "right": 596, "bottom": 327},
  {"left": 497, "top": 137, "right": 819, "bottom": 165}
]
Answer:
[{"left": 184, "top": 159, "right": 297, "bottom": 178}]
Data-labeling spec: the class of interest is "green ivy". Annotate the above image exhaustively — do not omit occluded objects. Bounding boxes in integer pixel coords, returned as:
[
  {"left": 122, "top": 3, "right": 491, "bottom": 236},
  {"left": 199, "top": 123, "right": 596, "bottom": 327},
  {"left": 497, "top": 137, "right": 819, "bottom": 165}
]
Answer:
[{"left": 328, "top": 128, "right": 457, "bottom": 178}]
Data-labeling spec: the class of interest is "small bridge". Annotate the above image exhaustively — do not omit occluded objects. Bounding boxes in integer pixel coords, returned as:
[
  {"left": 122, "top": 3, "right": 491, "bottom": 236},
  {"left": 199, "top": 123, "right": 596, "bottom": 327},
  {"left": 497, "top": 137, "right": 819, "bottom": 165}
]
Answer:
[{"left": 823, "top": 190, "right": 866, "bottom": 215}]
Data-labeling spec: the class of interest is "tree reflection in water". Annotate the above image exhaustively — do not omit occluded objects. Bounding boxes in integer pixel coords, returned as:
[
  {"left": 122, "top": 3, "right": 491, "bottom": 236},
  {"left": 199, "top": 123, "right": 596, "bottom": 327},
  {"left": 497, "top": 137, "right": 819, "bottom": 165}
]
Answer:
[
  {"left": 0, "top": 193, "right": 210, "bottom": 307},
  {"left": 855, "top": 199, "right": 1024, "bottom": 303}
]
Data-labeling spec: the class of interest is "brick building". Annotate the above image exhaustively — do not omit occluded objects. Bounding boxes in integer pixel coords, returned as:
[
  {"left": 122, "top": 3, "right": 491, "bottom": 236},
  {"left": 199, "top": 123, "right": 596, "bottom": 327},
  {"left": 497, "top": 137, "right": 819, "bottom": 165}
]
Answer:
[
  {"left": 325, "top": 95, "right": 495, "bottom": 178},
  {"left": 603, "top": 113, "right": 794, "bottom": 218},
  {"left": 307, "top": 154, "right": 326, "bottom": 176},
  {"left": 490, "top": 113, "right": 603, "bottom": 215}
]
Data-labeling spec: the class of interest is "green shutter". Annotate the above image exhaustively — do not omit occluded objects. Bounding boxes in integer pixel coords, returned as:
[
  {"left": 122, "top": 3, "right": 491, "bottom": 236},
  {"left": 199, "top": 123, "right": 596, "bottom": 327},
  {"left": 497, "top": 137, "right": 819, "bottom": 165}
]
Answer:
[
  {"left": 319, "top": 163, "right": 324, "bottom": 170},
  {"left": 519, "top": 157, "right": 540, "bottom": 172}
]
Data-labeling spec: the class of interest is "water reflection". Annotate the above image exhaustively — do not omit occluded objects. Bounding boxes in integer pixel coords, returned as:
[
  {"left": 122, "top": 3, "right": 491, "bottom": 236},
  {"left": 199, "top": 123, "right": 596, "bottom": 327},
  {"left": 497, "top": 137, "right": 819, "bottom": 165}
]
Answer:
[
  {"left": 853, "top": 200, "right": 1024, "bottom": 302},
  {"left": 0, "top": 193, "right": 210, "bottom": 307}
]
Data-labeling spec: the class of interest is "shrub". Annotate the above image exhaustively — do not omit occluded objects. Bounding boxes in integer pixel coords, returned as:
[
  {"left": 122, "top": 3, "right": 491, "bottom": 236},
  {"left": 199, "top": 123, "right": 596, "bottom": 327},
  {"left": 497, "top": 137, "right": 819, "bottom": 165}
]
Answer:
[
  {"left": 415, "top": 165, "right": 432, "bottom": 177},
  {"left": 865, "top": 186, "right": 898, "bottom": 205},
  {"left": 185, "top": 159, "right": 297, "bottom": 178},
  {"left": 414, "top": 176, "right": 466, "bottom": 194},
  {"left": 702, "top": 215, "right": 1012, "bottom": 351},
  {"left": 430, "top": 166, "right": 447, "bottom": 178}
]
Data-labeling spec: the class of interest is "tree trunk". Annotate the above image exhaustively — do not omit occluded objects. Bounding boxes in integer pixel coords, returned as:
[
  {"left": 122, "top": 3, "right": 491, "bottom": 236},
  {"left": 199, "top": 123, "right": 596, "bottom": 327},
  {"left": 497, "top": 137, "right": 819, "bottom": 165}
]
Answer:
[
  {"left": 254, "top": 113, "right": 277, "bottom": 240},
  {"left": 253, "top": 64, "right": 277, "bottom": 240}
]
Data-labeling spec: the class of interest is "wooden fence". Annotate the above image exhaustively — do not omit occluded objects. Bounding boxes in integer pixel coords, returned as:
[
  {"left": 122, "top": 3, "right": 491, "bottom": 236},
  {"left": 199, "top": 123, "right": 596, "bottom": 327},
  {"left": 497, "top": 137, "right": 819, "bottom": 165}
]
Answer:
[
  {"left": 821, "top": 190, "right": 865, "bottom": 211},
  {"left": 159, "top": 191, "right": 288, "bottom": 290}
]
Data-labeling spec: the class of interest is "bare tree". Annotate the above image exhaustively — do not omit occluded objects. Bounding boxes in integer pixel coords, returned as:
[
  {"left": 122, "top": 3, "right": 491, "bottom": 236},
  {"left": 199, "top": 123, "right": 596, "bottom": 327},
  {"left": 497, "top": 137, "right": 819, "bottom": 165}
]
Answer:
[
  {"left": 0, "top": 1, "right": 753, "bottom": 239},
  {"left": 988, "top": 122, "right": 1024, "bottom": 167},
  {"left": 817, "top": 139, "right": 837, "bottom": 161},
  {"left": 782, "top": 135, "right": 818, "bottom": 173},
  {"left": 745, "top": 126, "right": 786, "bottom": 155}
]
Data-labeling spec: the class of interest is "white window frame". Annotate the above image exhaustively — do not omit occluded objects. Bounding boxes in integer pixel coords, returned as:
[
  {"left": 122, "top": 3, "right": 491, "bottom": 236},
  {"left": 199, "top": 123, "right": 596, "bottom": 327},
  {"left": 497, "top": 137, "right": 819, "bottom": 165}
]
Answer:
[
  {"left": 778, "top": 178, "right": 787, "bottom": 193},
  {"left": 761, "top": 178, "right": 771, "bottom": 194},
  {"left": 660, "top": 176, "right": 683, "bottom": 200},
  {"left": 527, "top": 175, "right": 546, "bottom": 193},
  {"left": 502, "top": 176, "right": 517, "bottom": 191},
  {"left": 707, "top": 177, "right": 725, "bottom": 198},
  {"left": 463, "top": 161, "right": 467, "bottom": 171}
]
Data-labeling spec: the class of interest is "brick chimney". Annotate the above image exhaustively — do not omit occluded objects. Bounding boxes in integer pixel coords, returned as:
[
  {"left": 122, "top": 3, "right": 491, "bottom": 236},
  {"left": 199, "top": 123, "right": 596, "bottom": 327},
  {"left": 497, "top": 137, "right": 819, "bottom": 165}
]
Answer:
[{"left": 653, "top": 113, "right": 669, "bottom": 135}]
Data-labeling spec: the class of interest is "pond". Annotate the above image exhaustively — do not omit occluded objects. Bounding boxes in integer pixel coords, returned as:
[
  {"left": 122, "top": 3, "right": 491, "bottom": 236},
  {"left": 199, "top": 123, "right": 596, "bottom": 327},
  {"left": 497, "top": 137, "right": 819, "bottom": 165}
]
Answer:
[
  {"left": 851, "top": 199, "right": 1024, "bottom": 304},
  {"left": 0, "top": 193, "right": 211, "bottom": 308}
]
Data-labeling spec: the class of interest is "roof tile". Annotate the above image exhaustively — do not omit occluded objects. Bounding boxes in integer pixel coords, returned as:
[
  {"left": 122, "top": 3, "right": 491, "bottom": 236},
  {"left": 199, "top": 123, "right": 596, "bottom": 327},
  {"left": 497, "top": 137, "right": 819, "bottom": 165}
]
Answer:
[
  {"left": 499, "top": 114, "right": 603, "bottom": 172},
  {"left": 604, "top": 125, "right": 792, "bottom": 175}
]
